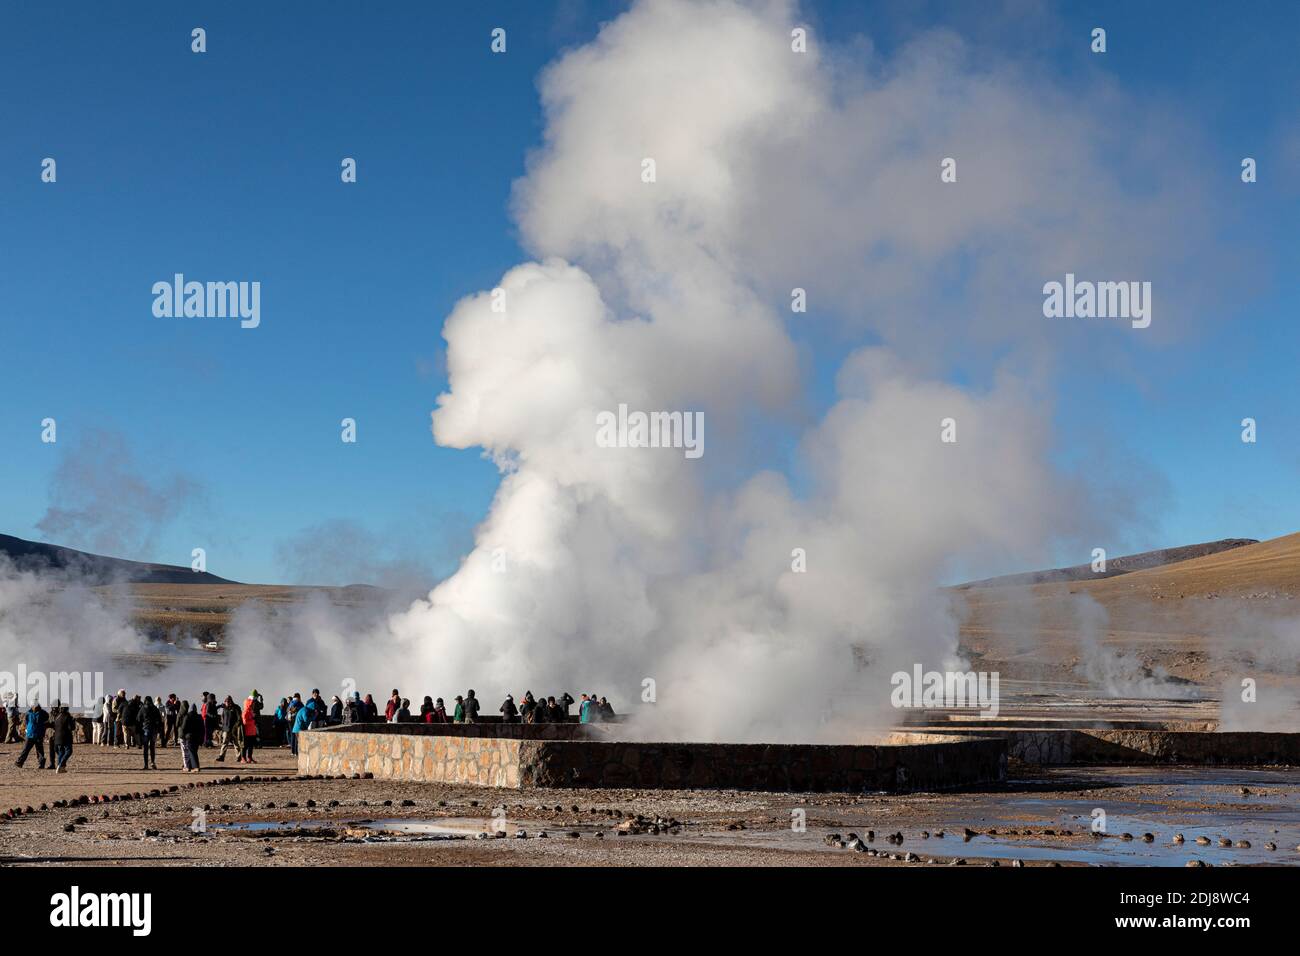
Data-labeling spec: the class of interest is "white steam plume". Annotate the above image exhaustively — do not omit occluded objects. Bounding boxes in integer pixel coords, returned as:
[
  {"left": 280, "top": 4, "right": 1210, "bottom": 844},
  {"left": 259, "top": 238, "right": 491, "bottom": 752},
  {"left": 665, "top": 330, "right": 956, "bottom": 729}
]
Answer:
[{"left": 367, "top": 0, "right": 1180, "bottom": 741}]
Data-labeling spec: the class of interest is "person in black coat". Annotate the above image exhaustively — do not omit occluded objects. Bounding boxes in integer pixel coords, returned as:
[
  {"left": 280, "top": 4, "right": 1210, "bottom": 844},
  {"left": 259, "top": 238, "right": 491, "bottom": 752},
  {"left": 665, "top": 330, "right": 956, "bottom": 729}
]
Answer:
[
  {"left": 51, "top": 706, "right": 75, "bottom": 772},
  {"left": 137, "top": 698, "right": 163, "bottom": 769},
  {"left": 500, "top": 695, "right": 519, "bottom": 723},
  {"left": 46, "top": 699, "right": 63, "bottom": 769},
  {"left": 179, "top": 705, "right": 204, "bottom": 772}
]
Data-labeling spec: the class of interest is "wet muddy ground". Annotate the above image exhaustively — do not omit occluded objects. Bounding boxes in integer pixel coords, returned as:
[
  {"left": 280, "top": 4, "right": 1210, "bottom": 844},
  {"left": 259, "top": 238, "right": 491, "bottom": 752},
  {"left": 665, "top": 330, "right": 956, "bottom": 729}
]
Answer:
[{"left": 1, "top": 746, "right": 1295, "bottom": 866}]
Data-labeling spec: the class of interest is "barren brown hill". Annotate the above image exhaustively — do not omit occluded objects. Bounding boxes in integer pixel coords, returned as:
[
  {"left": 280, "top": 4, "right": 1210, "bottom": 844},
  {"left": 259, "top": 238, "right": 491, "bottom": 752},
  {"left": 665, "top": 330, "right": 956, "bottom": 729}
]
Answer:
[
  {"left": 956, "top": 532, "right": 1300, "bottom": 695},
  {"left": 958, "top": 537, "right": 1257, "bottom": 588}
]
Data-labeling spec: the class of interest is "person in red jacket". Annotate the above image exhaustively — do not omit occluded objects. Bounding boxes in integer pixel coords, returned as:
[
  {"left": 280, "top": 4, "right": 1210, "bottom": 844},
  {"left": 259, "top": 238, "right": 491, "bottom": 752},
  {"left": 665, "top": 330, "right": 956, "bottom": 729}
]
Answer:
[{"left": 240, "top": 695, "right": 259, "bottom": 763}]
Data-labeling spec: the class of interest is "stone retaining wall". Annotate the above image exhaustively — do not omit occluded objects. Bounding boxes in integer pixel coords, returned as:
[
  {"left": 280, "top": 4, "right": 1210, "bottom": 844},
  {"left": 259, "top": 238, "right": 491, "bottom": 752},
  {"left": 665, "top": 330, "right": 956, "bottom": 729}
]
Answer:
[
  {"left": 303, "top": 728, "right": 530, "bottom": 787},
  {"left": 298, "top": 725, "right": 1007, "bottom": 792}
]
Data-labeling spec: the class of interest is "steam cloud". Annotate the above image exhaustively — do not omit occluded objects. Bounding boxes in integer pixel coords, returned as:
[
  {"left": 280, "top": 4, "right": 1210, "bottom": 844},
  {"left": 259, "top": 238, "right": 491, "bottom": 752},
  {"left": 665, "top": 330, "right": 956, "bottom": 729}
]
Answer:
[
  {"left": 364, "top": 0, "right": 1187, "bottom": 741},
  {"left": 36, "top": 429, "right": 200, "bottom": 559}
]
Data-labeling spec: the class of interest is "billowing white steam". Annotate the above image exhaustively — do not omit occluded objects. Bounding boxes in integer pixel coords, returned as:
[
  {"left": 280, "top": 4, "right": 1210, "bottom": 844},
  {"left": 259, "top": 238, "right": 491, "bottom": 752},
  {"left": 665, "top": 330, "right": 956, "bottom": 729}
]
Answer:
[{"left": 371, "top": 0, "right": 1113, "bottom": 741}]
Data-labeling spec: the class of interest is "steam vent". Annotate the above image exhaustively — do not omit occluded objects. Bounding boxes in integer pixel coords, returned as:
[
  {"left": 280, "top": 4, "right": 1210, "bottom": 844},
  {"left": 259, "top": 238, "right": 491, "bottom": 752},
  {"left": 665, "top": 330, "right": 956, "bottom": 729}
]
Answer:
[{"left": 298, "top": 722, "right": 1008, "bottom": 792}]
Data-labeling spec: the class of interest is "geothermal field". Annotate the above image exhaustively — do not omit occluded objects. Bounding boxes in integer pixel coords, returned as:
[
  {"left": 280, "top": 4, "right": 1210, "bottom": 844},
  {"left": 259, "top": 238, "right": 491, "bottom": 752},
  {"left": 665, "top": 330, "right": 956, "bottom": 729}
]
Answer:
[{"left": 1, "top": 532, "right": 1296, "bottom": 871}]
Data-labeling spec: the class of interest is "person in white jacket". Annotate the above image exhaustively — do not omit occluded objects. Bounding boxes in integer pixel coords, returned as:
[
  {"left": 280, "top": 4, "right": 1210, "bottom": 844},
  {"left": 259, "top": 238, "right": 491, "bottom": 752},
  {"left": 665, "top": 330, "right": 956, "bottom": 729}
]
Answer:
[{"left": 97, "top": 695, "right": 111, "bottom": 746}]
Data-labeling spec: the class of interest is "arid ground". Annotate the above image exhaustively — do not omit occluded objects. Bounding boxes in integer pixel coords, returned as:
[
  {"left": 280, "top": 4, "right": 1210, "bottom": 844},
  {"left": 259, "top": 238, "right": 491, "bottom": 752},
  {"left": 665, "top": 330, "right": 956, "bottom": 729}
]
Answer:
[{"left": 2, "top": 742, "right": 1296, "bottom": 867}]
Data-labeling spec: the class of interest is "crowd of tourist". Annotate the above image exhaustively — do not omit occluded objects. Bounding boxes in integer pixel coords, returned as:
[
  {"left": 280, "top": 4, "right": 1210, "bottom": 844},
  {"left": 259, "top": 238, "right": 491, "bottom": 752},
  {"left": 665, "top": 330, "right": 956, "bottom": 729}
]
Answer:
[{"left": 3, "top": 685, "right": 617, "bottom": 774}]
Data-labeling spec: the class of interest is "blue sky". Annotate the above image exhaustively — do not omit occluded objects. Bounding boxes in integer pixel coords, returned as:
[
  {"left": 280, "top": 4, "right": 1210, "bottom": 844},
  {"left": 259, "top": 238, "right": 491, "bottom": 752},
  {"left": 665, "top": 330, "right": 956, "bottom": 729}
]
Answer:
[{"left": 1, "top": 1, "right": 1297, "bottom": 584}]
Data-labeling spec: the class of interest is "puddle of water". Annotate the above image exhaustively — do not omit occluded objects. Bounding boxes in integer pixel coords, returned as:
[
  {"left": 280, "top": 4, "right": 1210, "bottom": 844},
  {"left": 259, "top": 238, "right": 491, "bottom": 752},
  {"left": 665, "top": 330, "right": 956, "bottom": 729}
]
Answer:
[
  {"left": 957, "top": 818, "right": 1293, "bottom": 867},
  {"left": 812, "top": 766, "right": 1300, "bottom": 866},
  {"left": 212, "top": 816, "right": 607, "bottom": 839},
  {"left": 212, "top": 817, "right": 490, "bottom": 837}
]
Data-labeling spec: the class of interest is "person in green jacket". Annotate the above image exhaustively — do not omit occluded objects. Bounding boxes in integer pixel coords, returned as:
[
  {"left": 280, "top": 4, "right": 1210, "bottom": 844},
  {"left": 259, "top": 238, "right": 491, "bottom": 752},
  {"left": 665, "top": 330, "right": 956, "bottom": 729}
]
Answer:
[{"left": 453, "top": 695, "right": 465, "bottom": 723}]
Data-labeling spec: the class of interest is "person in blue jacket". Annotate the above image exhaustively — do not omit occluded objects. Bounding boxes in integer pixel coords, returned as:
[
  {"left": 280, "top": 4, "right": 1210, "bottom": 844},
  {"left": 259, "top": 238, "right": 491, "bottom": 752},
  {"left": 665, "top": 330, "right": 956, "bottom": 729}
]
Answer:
[
  {"left": 14, "top": 702, "right": 49, "bottom": 768},
  {"left": 290, "top": 702, "right": 313, "bottom": 757}
]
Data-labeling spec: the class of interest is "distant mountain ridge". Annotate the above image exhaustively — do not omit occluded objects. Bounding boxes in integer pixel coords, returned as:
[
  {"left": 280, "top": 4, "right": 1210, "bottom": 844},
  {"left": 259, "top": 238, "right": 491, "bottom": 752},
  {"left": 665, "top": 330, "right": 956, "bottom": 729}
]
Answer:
[
  {"left": 956, "top": 538, "right": 1258, "bottom": 589},
  {"left": 0, "top": 533, "right": 236, "bottom": 585}
]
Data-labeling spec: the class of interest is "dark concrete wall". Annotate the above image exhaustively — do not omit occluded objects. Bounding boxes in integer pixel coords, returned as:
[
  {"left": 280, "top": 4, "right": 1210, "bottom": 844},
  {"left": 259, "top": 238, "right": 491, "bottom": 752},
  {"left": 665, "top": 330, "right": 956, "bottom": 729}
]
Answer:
[
  {"left": 516, "top": 737, "right": 1006, "bottom": 792},
  {"left": 299, "top": 725, "right": 1007, "bottom": 793},
  {"left": 925, "top": 728, "right": 1300, "bottom": 765}
]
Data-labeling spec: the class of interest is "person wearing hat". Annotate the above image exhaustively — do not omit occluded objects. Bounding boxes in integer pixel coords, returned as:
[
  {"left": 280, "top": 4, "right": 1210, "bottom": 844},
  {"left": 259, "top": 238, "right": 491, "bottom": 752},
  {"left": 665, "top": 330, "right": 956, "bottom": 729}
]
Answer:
[
  {"left": 304, "top": 689, "right": 326, "bottom": 729},
  {"left": 4, "top": 693, "right": 21, "bottom": 743},
  {"left": 453, "top": 695, "right": 465, "bottom": 723},
  {"left": 240, "top": 693, "right": 259, "bottom": 763},
  {"left": 178, "top": 702, "right": 204, "bottom": 772},
  {"left": 499, "top": 694, "right": 519, "bottom": 723},
  {"left": 290, "top": 698, "right": 313, "bottom": 756},
  {"left": 52, "top": 704, "right": 76, "bottom": 772}
]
